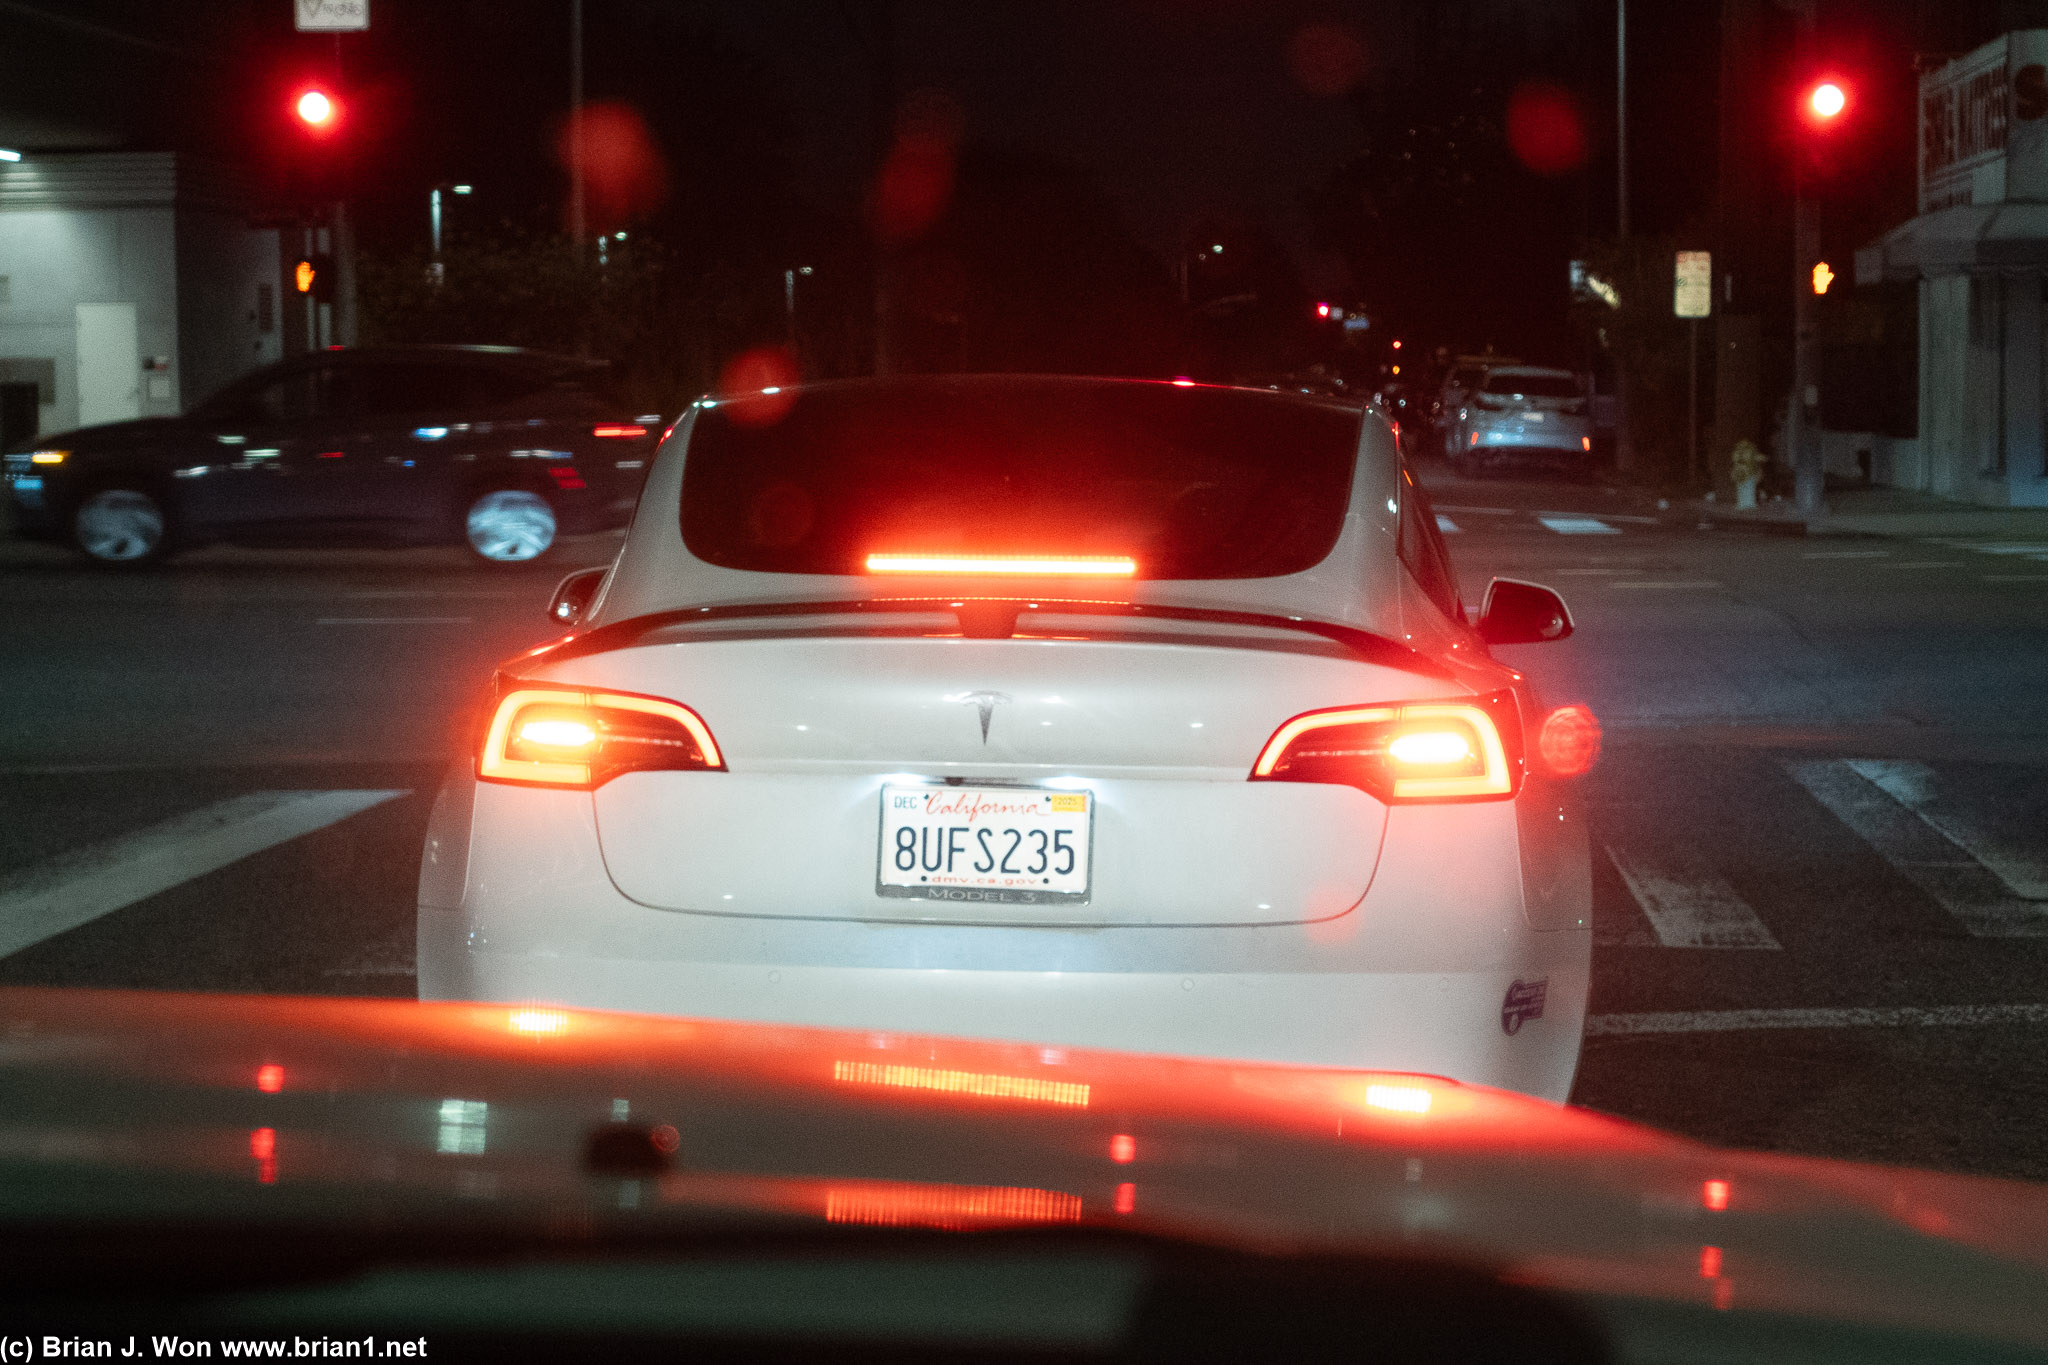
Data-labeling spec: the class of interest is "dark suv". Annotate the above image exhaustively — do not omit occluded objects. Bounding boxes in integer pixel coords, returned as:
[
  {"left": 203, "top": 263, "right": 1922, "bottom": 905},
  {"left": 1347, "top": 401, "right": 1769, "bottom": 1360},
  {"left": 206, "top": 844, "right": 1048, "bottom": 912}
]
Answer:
[{"left": 2, "top": 345, "right": 664, "bottom": 565}]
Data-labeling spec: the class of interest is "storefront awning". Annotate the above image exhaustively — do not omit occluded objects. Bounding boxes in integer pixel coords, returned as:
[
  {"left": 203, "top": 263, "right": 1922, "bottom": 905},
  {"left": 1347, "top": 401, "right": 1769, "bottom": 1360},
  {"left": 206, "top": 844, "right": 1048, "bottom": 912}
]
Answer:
[{"left": 1856, "top": 203, "right": 2048, "bottom": 283}]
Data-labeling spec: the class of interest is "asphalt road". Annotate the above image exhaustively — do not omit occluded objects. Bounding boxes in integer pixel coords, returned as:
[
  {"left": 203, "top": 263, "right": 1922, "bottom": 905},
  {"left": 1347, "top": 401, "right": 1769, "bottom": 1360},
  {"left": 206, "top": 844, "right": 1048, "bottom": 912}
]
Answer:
[{"left": 3, "top": 484, "right": 2047, "bottom": 1180}]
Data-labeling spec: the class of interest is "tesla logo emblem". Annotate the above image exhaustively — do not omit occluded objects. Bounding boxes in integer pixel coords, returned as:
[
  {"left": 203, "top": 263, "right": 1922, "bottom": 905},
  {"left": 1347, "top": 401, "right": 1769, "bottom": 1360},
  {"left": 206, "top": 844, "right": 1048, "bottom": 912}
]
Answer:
[{"left": 949, "top": 691, "right": 1012, "bottom": 744}]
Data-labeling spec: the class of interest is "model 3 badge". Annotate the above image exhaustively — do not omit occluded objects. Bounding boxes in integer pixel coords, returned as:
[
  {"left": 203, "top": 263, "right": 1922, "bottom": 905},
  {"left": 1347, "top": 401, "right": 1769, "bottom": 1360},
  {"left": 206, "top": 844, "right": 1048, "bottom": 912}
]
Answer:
[
  {"left": 949, "top": 691, "right": 1012, "bottom": 744},
  {"left": 1501, "top": 979, "right": 1548, "bottom": 1035}
]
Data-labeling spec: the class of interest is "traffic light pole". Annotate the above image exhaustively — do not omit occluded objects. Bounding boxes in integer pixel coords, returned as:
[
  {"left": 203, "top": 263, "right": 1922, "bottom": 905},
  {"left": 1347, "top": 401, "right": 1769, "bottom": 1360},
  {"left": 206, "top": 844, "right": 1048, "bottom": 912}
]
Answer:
[
  {"left": 1791, "top": 175, "right": 1822, "bottom": 513},
  {"left": 1789, "top": 0, "right": 1824, "bottom": 516}
]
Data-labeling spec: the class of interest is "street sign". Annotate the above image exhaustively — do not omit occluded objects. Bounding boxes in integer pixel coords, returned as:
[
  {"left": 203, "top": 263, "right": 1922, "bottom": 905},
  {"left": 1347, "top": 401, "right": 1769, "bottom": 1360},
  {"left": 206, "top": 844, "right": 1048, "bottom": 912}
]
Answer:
[
  {"left": 295, "top": 0, "right": 368, "bottom": 32},
  {"left": 1675, "top": 250, "right": 1712, "bottom": 318}
]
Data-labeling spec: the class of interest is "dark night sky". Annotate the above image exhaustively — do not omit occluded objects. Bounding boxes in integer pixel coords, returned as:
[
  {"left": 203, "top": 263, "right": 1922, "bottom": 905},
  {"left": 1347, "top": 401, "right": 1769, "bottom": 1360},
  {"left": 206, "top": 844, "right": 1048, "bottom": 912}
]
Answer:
[{"left": 2, "top": 0, "right": 2037, "bottom": 361}]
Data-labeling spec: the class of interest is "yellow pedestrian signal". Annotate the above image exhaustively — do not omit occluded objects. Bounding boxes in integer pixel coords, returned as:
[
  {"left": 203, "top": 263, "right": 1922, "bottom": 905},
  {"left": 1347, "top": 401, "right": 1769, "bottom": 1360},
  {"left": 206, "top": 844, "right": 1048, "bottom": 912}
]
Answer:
[
  {"left": 1811, "top": 261, "right": 1834, "bottom": 295},
  {"left": 295, "top": 259, "right": 316, "bottom": 293}
]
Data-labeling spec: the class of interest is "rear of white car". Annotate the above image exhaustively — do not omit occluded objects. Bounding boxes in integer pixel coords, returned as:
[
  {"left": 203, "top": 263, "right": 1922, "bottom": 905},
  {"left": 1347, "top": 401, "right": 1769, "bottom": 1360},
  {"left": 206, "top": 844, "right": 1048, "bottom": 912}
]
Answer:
[
  {"left": 1455, "top": 366, "right": 1593, "bottom": 472},
  {"left": 419, "top": 376, "right": 1593, "bottom": 1100}
]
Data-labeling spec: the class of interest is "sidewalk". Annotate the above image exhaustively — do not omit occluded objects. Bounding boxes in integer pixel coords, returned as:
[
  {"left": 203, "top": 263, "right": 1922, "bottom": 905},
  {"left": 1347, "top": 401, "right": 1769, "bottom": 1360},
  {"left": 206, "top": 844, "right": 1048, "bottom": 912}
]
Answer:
[{"left": 1686, "top": 485, "right": 2048, "bottom": 539}]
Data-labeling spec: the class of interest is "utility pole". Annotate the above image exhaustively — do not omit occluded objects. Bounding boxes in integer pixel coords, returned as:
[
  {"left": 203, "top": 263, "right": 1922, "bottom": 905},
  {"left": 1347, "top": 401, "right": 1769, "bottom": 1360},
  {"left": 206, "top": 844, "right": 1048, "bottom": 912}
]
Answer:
[
  {"left": 1617, "top": 0, "right": 1629, "bottom": 238},
  {"left": 568, "top": 0, "right": 586, "bottom": 260},
  {"left": 1613, "top": 0, "right": 1634, "bottom": 474}
]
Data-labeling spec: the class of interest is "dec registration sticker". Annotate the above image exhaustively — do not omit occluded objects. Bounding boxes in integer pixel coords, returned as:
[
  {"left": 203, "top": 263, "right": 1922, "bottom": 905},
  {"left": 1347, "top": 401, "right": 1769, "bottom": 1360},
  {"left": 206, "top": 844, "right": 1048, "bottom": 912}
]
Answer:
[{"left": 877, "top": 784, "right": 1093, "bottom": 904}]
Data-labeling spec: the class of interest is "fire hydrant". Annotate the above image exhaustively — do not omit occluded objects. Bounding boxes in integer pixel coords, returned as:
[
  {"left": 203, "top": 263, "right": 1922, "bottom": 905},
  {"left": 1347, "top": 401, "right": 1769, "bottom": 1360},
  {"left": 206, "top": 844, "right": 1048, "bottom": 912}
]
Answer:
[{"left": 1730, "top": 440, "right": 1767, "bottom": 510}]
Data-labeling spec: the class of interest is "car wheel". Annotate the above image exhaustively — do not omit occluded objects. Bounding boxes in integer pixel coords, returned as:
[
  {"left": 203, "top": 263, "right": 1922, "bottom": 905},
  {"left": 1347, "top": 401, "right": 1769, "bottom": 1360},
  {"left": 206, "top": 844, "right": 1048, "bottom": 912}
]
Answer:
[
  {"left": 72, "top": 488, "right": 174, "bottom": 566},
  {"left": 464, "top": 489, "right": 557, "bottom": 563}
]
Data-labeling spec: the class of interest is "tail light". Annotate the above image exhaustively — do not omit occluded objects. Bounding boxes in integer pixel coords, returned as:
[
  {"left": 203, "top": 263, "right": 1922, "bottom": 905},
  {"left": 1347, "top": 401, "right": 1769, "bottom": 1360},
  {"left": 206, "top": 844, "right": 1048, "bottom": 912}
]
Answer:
[
  {"left": 479, "top": 687, "right": 723, "bottom": 789},
  {"left": 592, "top": 424, "right": 649, "bottom": 439},
  {"left": 1251, "top": 693, "right": 1522, "bottom": 802}
]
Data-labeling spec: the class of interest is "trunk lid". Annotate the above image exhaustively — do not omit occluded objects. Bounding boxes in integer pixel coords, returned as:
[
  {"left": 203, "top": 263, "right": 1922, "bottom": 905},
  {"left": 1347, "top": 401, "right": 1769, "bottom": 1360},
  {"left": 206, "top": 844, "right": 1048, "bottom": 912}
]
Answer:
[{"left": 525, "top": 614, "right": 1452, "bottom": 927}]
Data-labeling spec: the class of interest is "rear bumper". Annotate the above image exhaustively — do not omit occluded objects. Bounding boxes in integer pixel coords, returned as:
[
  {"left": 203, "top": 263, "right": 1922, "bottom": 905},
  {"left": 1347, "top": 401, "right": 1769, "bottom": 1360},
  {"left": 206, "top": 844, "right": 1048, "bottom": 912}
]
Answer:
[
  {"left": 1469, "top": 426, "right": 1592, "bottom": 456},
  {"left": 419, "top": 779, "right": 1591, "bottom": 1103}
]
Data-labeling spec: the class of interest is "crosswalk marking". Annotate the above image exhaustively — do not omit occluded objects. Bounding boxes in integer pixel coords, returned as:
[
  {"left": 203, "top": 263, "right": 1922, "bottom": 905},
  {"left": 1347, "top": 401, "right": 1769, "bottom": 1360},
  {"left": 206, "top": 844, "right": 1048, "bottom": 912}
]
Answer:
[
  {"left": 1926, "top": 539, "right": 2048, "bottom": 560},
  {"left": 1586, "top": 1003, "right": 2048, "bottom": 1037},
  {"left": 1784, "top": 760, "right": 2048, "bottom": 937},
  {"left": 0, "top": 791, "right": 407, "bottom": 960},
  {"left": 1434, "top": 515, "right": 1461, "bottom": 535},
  {"left": 1604, "top": 841, "right": 1780, "bottom": 949},
  {"left": 1845, "top": 760, "right": 2048, "bottom": 899},
  {"left": 1537, "top": 516, "right": 1619, "bottom": 535}
]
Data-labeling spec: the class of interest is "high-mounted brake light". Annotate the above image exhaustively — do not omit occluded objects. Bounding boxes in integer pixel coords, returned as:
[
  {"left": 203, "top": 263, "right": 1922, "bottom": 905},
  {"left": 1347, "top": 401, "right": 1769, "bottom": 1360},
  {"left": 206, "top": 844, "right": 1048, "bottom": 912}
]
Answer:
[
  {"left": 864, "top": 554, "right": 1137, "bottom": 577},
  {"left": 1251, "top": 695, "right": 1520, "bottom": 802},
  {"left": 479, "top": 687, "right": 723, "bottom": 789},
  {"left": 592, "top": 424, "right": 649, "bottom": 438}
]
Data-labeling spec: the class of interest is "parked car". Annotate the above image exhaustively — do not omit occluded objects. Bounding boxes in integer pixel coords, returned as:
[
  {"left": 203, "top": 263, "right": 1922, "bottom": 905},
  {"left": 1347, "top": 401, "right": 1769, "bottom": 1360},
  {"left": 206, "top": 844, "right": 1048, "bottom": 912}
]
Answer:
[
  {"left": 2, "top": 345, "right": 663, "bottom": 565},
  {"left": 1450, "top": 365, "right": 1593, "bottom": 474}
]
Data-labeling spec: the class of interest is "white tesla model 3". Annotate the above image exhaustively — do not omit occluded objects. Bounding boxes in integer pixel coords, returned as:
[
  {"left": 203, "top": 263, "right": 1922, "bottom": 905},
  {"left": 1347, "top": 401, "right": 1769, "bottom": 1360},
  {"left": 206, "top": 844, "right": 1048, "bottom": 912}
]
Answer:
[{"left": 419, "top": 375, "right": 1598, "bottom": 1100}]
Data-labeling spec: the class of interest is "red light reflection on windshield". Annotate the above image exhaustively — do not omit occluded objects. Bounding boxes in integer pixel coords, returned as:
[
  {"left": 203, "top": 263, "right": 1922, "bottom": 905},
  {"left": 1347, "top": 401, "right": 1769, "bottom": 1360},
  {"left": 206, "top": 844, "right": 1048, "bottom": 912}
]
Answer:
[
  {"left": 1114, "top": 1182, "right": 1137, "bottom": 1215},
  {"left": 832, "top": 1059, "right": 1089, "bottom": 1108},
  {"left": 249, "top": 1127, "right": 277, "bottom": 1185},
  {"left": 824, "top": 1181, "right": 1082, "bottom": 1230}
]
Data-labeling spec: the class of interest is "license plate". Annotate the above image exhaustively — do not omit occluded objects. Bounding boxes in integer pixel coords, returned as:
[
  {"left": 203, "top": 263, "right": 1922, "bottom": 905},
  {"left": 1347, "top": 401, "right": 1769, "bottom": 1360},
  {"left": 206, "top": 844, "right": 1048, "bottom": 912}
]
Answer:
[
  {"left": 1522, "top": 411, "right": 1546, "bottom": 422},
  {"left": 877, "top": 783, "right": 1092, "bottom": 904}
]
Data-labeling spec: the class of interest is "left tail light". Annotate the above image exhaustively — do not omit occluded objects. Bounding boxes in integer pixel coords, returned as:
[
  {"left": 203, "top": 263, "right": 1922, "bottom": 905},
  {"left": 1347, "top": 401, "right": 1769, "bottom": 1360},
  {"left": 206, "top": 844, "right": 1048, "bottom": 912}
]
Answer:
[
  {"left": 1251, "top": 693, "right": 1522, "bottom": 802},
  {"left": 479, "top": 687, "right": 724, "bottom": 789}
]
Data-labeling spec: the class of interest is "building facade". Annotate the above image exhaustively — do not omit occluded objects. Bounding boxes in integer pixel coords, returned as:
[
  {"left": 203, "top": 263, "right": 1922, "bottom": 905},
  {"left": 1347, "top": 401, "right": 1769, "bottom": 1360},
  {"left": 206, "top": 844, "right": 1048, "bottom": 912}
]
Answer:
[
  {"left": 0, "top": 153, "right": 283, "bottom": 450},
  {"left": 1857, "top": 30, "right": 2048, "bottom": 507}
]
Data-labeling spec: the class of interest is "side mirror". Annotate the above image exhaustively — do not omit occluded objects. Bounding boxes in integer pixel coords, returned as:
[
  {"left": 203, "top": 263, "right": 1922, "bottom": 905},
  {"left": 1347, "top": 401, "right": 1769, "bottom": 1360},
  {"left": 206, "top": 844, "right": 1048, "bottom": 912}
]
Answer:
[
  {"left": 1476, "top": 578, "right": 1573, "bottom": 645},
  {"left": 547, "top": 566, "right": 607, "bottom": 627}
]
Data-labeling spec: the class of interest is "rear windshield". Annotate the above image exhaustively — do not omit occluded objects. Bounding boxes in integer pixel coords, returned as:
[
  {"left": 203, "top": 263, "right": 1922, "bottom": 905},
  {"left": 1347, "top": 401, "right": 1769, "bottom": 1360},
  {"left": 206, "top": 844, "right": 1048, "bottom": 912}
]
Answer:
[
  {"left": 1482, "top": 372, "right": 1580, "bottom": 399},
  {"left": 678, "top": 378, "right": 1362, "bottom": 579}
]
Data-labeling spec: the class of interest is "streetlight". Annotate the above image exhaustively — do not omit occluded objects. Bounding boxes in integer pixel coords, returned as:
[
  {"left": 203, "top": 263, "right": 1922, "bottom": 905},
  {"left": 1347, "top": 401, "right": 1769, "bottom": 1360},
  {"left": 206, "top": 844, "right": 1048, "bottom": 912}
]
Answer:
[
  {"left": 0, "top": 149, "right": 19, "bottom": 162},
  {"left": 785, "top": 265, "right": 814, "bottom": 352},
  {"left": 428, "top": 183, "right": 472, "bottom": 285}
]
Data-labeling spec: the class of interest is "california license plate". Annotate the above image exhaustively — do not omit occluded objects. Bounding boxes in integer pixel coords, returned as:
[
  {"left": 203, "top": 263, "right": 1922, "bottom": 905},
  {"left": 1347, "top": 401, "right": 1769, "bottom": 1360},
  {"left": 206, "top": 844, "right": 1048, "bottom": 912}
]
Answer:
[{"left": 877, "top": 783, "right": 1093, "bottom": 904}]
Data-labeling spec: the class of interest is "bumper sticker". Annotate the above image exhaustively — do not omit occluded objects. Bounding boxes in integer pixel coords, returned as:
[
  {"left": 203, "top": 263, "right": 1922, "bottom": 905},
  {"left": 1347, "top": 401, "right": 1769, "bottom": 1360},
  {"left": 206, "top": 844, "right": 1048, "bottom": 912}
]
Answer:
[{"left": 1502, "top": 978, "right": 1548, "bottom": 1035}]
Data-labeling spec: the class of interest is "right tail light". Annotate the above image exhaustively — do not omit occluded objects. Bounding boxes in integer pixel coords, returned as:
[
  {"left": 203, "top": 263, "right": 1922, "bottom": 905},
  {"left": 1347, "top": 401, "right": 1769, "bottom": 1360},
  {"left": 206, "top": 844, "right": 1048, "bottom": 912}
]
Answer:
[{"left": 1251, "top": 693, "right": 1522, "bottom": 802}]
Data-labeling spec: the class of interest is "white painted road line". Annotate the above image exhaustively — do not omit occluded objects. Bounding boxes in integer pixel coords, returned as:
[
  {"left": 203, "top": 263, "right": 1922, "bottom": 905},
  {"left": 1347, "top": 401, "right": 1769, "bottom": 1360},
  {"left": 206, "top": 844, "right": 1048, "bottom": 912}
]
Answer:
[
  {"left": 1536, "top": 510, "right": 1659, "bottom": 525},
  {"left": 1802, "top": 550, "right": 1890, "bottom": 559},
  {"left": 1434, "top": 515, "right": 1461, "bottom": 535},
  {"left": 317, "top": 617, "right": 474, "bottom": 625},
  {"left": 1537, "top": 516, "right": 1620, "bottom": 535},
  {"left": 1846, "top": 759, "right": 2048, "bottom": 900},
  {"left": 0, "top": 791, "right": 408, "bottom": 960},
  {"left": 1554, "top": 567, "right": 1643, "bottom": 575},
  {"left": 1432, "top": 504, "right": 1516, "bottom": 516},
  {"left": 1785, "top": 760, "right": 2048, "bottom": 937},
  {"left": 1586, "top": 1003, "right": 2048, "bottom": 1037},
  {"left": 1605, "top": 580, "right": 1719, "bottom": 590},
  {"left": 1604, "top": 841, "right": 1779, "bottom": 949}
]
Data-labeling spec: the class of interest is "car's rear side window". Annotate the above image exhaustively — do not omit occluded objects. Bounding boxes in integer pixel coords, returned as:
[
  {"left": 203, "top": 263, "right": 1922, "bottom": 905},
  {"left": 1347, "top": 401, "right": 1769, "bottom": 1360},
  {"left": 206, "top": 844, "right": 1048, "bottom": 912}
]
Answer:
[
  {"left": 1398, "top": 473, "right": 1463, "bottom": 622},
  {"left": 679, "top": 379, "right": 1362, "bottom": 580},
  {"left": 1482, "top": 372, "right": 1580, "bottom": 399}
]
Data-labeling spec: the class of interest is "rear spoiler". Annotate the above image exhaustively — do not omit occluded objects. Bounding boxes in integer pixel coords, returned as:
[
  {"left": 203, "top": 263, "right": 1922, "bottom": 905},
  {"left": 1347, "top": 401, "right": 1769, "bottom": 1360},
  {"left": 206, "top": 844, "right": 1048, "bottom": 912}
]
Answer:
[{"left": 536, "top": 598, "right": 1450, "bottom": 678}]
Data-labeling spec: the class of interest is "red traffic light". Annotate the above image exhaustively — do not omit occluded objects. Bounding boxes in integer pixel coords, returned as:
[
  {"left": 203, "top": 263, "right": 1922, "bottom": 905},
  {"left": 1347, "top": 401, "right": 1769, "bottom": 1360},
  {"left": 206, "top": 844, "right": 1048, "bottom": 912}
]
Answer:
[
  {"left": 295, "top": 89, "right": 336, "bottom": 127},
  {"left": 1802, "top": 80, "right": 1851, "bottom": 124}
]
